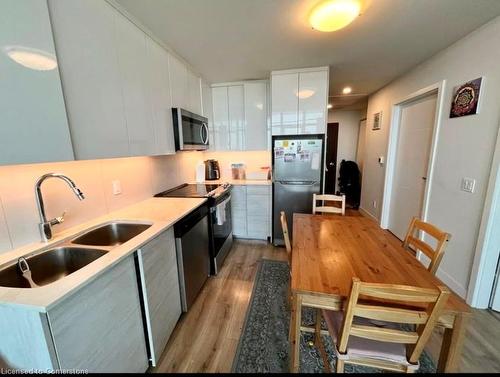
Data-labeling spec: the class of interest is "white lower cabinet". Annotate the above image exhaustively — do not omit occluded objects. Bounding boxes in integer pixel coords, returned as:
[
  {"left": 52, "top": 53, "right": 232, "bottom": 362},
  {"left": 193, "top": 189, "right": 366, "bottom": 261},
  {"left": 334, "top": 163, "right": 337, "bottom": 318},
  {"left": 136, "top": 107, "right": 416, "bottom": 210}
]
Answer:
[
  {"left": 0, "top": 230, "right": 183, "bottom": 372},
  {"left": 231, "top": 185, "right": 271, "bottom": 240},
  {"left": 136, "top": 227, "right": 181, "bottom": 366},
  {"left": 48, "top": 255, "right": 149, "bottom": 373}
]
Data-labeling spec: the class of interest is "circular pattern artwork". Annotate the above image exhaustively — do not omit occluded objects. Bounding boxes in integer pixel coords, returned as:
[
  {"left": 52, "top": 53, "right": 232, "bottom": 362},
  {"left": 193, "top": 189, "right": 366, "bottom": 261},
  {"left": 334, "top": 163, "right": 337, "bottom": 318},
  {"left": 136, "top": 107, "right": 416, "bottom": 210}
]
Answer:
[{"left": 450, "top": 77, "right": 482, "bottom": 118}]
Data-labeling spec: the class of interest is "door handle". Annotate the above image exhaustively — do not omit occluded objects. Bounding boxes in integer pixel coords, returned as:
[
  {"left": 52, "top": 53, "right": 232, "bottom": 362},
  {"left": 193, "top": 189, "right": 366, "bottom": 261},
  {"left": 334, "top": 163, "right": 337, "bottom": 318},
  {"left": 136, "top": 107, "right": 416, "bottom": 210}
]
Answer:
[
  {"left": 422, "top": 177, "right": 427, "bottom": 181},
  {"left": 277, "top": 180, "right": 317, "bottom": 186}
]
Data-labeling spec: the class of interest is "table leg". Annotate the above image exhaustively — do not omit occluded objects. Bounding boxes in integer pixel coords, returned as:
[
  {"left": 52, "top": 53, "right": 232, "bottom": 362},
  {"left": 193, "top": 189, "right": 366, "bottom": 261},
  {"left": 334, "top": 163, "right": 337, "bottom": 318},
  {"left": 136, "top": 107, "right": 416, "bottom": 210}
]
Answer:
[
  {"left": 290, "top": 293, "right": 302, "bottom": 373},
  {"left": 437, "top": 312, "right": 470, "bottom": 372}
]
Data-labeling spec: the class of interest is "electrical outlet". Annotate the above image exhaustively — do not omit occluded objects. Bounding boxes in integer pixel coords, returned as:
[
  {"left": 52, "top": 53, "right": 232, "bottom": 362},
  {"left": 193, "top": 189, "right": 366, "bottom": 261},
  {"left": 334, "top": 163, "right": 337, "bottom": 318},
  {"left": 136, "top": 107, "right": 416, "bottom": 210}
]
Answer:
[
  {"left": 372, "top": 200, "right": 377, "bottom": 209},
  {"left": 112, "top": 180, "right": 122, "bottom": 195},
  {"left": 461, "top": 178, "right": 476, "bottom": 193}
]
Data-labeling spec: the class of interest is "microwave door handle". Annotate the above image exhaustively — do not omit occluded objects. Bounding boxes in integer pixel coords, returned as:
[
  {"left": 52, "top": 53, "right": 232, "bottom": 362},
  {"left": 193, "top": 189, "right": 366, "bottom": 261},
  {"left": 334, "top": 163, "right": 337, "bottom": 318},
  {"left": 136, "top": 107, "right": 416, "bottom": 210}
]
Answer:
[
  {"left": 202, "top": 123, "right": 209, "bottom": 145},
  {"left": 199, "top": 123, "right": 205, "bottom": 145}
]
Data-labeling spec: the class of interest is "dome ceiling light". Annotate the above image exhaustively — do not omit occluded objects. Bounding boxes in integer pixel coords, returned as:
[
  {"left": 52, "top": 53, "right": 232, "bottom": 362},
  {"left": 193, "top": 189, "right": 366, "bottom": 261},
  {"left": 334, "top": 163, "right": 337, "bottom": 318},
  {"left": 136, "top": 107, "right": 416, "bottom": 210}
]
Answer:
[
  {"left": 309, "top": 0, "right": 361, "bottom": 32},
  {"left": 3, "top": 46, "right": 58, "bottom": 71}
]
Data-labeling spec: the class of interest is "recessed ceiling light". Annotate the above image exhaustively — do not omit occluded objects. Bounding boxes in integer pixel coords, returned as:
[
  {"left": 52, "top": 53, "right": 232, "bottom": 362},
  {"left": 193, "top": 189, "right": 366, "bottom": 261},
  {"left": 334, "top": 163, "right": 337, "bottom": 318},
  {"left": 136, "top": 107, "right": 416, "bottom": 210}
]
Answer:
[
  {"left": 3, "top": 46, "right": 58, "bottom": 71},
  {"left": 309, "top": 0, "right": 361, "bottom": 32},
  {"left": 342, "top": 86, "right": 352, "bottom": 94},
  {"left": 295, "top": 89, "right": 315, "bottom": 99},
  {"left": 327, "top": 104, "right": 333, "bottom": 109}
]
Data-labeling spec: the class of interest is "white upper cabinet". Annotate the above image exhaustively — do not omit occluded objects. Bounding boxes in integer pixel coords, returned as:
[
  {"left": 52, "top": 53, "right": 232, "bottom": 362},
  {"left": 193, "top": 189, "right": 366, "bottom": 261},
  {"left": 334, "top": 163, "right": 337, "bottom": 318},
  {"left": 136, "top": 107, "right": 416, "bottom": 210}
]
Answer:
[
  {"left": 0, "top": 0, "right": 74, "bottom": 166},
  {"left": 48, "top": 0, "right": 130, "bottom": 159},
  {"left": 228, "top": 85, "right": 245, "bottom": 150},
  {"left": 244, "top": 82, "right": 268, "bottom": 150},
  {"left": 271, "top": 73, "right": 299, "bottom": 135},
  {"left": 115, "top": 15, "right": 155, "bottom": 156},
  {"left": 212, "top": 86, "right": 230, "bottom": 151},
  {"left": 271, "top": 67, "right": 329, "bottom": 135},
  {"left": 298, "top": 70, "right": 328, "bottom": 134},
  {"left": 169, "top": 54, "right": 188, "bottom": 111},
  {"left": 146, "top": 38, "right": 175, "bottom": 155},
  {"left": 211, "top": 81, "right": 268, "bottom": 151},
  {"left": 187, "top": 70, "right": 202, "bottom": 114}
]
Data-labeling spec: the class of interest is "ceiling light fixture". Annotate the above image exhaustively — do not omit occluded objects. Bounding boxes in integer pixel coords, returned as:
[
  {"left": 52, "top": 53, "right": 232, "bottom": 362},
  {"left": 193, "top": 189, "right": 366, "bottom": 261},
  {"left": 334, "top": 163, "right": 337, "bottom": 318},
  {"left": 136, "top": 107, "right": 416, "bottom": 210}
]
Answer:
[
  {"left": 295, "top": 89, "right": 315, "bottom": 99},
  {"left": 342, "top": 86, "right": 352, "bottom": 94},
  {"left": 309, "top": 0, "right": 361, "bottom": 32},
  {"left": 3, "top": 46, "right": 58, "bottom": 71}
]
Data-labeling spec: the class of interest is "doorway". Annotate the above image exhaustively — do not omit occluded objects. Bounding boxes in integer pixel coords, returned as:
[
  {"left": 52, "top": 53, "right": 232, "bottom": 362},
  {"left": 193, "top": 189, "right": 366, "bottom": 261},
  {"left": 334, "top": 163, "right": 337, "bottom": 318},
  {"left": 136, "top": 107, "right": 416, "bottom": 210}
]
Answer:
[
  {"left": 388, "top": 93, "right": 437, "bottom": 239},
  {"left": 324, "top": 122, "right": 339, "bottom": 194}
]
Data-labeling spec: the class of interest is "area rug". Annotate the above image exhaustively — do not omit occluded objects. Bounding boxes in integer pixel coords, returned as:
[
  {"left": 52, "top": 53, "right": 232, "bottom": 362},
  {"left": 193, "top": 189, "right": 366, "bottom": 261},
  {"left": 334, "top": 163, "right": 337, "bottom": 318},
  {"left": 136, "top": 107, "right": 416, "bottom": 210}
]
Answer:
[{"left": 231, "top": 259, "right": 436, "bottom": 373}]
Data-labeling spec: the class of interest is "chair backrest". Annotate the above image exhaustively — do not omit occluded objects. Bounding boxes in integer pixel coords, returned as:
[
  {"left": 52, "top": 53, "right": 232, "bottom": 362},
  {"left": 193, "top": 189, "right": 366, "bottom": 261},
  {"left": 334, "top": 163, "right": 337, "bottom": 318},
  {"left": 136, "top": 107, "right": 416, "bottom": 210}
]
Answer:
[
  {"left": 280, "top": 211, "right": 292, "bottom": 265},
  {"left": 312, "top": 193, "right": 345, "bottom": 215},
  {"left": 337, "top": 278, "right": 450, "bottom": 364},
  {"left": 403, "top": 217, "right": 451, "bottom": 275}
]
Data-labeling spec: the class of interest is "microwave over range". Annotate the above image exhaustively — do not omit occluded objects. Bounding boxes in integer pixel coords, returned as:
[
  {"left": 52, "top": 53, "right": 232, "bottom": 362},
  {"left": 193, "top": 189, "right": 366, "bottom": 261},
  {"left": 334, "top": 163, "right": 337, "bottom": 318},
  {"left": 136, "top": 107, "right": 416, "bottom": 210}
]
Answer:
[{"left": 172, "top": 108, "right": 209, "bottom": 151}]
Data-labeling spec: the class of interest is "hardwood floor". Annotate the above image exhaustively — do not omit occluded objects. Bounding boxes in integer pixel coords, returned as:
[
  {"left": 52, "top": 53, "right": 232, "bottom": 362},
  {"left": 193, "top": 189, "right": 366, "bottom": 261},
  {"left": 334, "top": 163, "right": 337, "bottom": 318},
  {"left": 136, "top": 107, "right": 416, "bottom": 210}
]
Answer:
[
  {"left": 153, "top": 239, "right": 286, "bottom": 373},
  {"left": 153, "top": 238, "right": 500, "bottom": 373}
]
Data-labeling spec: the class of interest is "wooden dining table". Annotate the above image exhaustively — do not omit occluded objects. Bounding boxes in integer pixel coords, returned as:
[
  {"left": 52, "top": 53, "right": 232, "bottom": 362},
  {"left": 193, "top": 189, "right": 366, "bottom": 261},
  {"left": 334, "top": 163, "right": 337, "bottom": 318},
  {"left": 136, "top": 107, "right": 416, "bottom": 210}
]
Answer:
[{"left": 290, "top": 213, "right": 471, "bottom": 373}]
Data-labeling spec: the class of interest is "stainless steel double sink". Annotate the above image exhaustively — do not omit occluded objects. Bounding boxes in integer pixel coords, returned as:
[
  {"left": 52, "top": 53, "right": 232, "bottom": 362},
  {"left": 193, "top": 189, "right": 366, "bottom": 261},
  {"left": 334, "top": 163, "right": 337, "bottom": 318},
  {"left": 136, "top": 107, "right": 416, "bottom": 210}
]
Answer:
[{"left": 0, "top": 222, "right": 151, "bottom": 289}]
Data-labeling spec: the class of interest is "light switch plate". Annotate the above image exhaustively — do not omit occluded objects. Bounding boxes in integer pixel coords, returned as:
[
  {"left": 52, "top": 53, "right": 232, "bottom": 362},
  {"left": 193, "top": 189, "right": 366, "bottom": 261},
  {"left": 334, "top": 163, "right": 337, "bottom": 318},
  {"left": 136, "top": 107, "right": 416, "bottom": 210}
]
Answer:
[
  {"left": 461, "top": 177, "right": 476, "bottom": 193},
  {"left": 378, "top": 156, "right": 385, "bottom": 165},
  {"left": 112, "top": 180, "right": 122, "bottom": 195}
]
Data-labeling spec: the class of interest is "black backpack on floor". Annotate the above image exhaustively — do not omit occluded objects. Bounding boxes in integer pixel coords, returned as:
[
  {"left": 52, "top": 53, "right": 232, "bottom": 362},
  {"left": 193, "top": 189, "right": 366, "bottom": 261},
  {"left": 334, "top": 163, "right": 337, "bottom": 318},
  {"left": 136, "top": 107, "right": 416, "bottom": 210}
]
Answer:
[{"left": 337, "top": 160, "right": 361, "bottom": 209}]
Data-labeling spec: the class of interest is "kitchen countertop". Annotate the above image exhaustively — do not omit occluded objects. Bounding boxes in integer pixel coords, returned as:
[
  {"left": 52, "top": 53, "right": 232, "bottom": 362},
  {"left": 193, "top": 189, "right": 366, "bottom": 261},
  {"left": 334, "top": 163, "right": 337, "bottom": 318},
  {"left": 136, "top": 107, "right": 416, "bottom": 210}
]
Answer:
[
  {"left": 195, "top": 179, "right": 271, "bottom": 186},
  {"left": 0, "top": 197, "right": 206, "bottom": 312}
]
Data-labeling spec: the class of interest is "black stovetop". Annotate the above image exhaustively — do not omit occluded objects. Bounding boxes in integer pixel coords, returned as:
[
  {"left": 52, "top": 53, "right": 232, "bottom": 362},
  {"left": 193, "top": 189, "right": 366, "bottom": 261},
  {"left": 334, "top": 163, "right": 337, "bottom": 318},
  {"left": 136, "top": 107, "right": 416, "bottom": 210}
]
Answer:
[{"left": 155, "top": 183, "right": 221, "bottom": 198}]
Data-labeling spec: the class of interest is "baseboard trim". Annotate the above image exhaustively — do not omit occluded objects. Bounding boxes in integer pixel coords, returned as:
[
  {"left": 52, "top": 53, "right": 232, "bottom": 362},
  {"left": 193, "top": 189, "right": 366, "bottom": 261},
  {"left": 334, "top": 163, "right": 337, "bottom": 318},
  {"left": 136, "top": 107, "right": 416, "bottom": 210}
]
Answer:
[
  {"left": 359, "top": 207, "right": 379, "bottom": 224},
  {"left": 436, "top": 269, "right": 467, "bottom": 299}
]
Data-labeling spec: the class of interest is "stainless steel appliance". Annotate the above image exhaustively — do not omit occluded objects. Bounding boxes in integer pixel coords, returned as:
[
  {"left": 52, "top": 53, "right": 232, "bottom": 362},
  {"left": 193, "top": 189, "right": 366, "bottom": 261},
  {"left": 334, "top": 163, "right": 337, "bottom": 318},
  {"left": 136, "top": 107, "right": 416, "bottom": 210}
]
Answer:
[
  {"left": 272, "top": 134, "right": 325, "bottom": 245},
  {"left": 172, "top": 108, "right": 209, "bottom": 151},
  {"left": 155, "top": 183, "right": 233, "bottom": 276},
  {"left": 204, "top": 159, "right": 220, "bottom": 180},
  {"left": 172, "top": 204, "right": 210, "bottom": 312}
]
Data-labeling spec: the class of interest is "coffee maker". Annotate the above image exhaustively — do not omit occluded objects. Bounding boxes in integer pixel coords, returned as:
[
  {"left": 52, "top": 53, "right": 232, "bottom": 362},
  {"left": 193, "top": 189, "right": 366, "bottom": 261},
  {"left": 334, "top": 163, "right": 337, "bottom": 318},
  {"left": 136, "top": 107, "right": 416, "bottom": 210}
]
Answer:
[{"left": 204, "top": 159, "right": 220, "bottom": 180}]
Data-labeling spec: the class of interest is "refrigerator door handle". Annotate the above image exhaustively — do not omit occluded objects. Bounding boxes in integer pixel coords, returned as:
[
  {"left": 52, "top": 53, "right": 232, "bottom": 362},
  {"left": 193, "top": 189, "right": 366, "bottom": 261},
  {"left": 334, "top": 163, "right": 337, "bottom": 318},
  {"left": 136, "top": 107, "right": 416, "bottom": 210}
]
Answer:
[{"left": 276, "top": 180, "right": 318, "bottom": 186}]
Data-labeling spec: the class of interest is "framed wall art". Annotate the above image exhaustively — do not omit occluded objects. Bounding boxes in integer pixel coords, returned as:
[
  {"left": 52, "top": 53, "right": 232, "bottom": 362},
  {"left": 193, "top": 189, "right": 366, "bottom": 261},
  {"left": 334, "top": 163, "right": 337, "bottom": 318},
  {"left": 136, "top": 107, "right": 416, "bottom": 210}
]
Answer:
[
  {"left": 372, "top": 111, "right": 382, "bottom": 130},
  {"left": 450, "top": 77, "right": 483, "bottom": 118}
]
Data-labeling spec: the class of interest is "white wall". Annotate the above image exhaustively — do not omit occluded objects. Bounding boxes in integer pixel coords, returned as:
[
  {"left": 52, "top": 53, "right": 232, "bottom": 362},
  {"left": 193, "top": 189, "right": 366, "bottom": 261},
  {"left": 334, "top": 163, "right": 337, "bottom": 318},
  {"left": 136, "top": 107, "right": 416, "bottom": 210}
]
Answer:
[
  {"left": 0, "top": 152, "right": 202, "bottom": 253},
  {"left": 328, "top": 110, "right": 365, "bottom": 191},
  {"left": 361, "top": 16, "right": 500, "bottom": 299}
]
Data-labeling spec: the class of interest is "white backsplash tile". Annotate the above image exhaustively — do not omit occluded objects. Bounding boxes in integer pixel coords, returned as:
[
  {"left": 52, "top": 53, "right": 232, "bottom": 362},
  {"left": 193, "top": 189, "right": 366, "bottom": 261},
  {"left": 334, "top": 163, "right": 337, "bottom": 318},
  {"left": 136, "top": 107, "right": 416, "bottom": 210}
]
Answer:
[
  {"left": 0, "top": 160, "right": 108, "bottom": 249},
  {"left": 150, "top": 155, "right": 183, "bottom": 194},
  {"left": 0, "top": 150, "right": 270, "bottom": 254},
  {"left": 100, "top": 157, "right": 153, "bottom": 213}
]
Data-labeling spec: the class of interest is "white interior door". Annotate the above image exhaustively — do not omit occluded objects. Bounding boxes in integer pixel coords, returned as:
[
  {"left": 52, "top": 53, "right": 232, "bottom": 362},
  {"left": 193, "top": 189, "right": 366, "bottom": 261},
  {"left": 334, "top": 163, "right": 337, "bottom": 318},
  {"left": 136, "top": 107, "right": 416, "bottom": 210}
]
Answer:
[{"left": 388, "top": 93, "right": 437, "bottom": 240}]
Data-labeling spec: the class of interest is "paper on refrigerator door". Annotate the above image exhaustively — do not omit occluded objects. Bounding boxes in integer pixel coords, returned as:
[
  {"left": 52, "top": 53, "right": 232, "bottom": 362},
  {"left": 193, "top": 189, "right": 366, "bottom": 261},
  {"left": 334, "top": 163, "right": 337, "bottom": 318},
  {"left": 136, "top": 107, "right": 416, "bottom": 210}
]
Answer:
[{"left": 311, "top": 152, "right": 320, "bottom": 170}]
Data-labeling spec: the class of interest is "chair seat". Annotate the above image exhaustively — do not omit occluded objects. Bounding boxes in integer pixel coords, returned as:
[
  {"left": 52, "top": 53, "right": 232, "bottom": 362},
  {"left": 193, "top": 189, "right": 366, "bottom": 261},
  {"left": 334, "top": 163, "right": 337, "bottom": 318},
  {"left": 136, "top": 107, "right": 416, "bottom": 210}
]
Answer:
[{"left": 322, "top": 309, "right": 416, "bottom": 365}]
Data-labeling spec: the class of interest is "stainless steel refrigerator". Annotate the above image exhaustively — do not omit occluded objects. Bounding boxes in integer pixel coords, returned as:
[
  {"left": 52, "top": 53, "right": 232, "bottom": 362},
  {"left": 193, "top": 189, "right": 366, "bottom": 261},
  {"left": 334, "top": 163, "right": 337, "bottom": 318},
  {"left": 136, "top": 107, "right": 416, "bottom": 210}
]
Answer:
[{"left": 272, "top": 134, "right": 324, "bottom": 245}]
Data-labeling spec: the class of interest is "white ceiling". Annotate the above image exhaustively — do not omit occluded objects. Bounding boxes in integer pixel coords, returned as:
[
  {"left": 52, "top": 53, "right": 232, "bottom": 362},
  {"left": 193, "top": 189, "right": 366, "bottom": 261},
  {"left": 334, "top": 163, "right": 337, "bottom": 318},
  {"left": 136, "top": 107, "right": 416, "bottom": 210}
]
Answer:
[{"left": 116, "top": 0, "right": 500, "bottom": 109}]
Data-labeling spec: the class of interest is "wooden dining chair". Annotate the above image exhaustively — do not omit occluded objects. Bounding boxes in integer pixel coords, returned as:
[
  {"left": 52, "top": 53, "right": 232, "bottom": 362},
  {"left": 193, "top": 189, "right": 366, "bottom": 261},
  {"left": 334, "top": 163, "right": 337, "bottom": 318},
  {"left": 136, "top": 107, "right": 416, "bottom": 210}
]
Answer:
[
  {"left": 280, "top": 211, "right": 292, "bottom": 266},
  {"left": 312, "top": 193, "right": 346, "bottom": 216},
  {"left": 403, "top": 217, "right": 451, "bottom": 275},
  {"left": 280, "top": 211, "right": 294, "bottom": 319},
  {"left": 316, "top": 278, "right": 450, "bottom": 373}
]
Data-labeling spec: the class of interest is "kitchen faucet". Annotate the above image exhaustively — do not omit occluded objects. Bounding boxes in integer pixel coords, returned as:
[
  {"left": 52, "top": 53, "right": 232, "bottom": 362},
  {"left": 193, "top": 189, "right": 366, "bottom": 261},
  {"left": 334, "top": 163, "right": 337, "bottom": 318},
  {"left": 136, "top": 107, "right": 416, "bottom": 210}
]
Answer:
[{"left": 35, "top": 173, "right": 85, "bottom": 242}]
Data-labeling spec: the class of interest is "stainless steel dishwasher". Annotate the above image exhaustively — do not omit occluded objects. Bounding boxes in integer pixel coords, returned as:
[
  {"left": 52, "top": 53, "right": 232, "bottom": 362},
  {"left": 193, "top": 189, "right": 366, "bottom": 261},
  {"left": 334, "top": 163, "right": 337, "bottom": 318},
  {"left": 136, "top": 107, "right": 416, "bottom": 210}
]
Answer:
[{"left": 174, "top": 204, "right": 210, "bottom": 312}]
